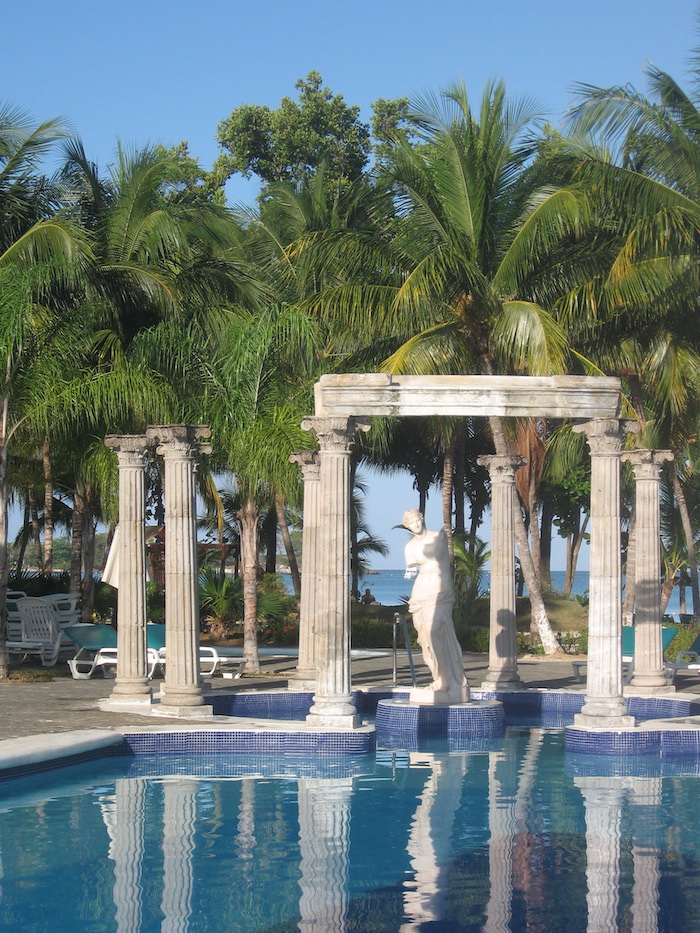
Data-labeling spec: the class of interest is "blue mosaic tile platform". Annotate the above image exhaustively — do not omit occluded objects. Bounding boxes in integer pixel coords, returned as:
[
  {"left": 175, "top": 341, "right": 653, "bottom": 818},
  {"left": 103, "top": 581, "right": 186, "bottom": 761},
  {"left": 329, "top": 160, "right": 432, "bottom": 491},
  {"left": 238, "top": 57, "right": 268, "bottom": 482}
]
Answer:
[{"left": 375, "top": 698, "right": 505, "bottom": 747}]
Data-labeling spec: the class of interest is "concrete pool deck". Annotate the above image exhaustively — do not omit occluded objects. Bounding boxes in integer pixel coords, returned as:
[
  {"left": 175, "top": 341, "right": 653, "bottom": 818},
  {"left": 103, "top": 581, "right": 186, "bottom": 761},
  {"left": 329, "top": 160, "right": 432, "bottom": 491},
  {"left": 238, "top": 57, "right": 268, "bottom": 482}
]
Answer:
[{"left": 2, "top": 649, "right": 700, "bottom": 743}]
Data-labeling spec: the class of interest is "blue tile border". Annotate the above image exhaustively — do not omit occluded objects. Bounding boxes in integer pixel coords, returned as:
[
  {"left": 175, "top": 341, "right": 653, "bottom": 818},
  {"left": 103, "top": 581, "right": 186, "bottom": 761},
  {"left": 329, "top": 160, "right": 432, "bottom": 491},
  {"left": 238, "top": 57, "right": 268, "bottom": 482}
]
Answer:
[
  {"left": 0, "top": 743, "right": 125, "bottom": 784},
  {"left": 122, "top": 729, "right": 375, "bottom": 756}
]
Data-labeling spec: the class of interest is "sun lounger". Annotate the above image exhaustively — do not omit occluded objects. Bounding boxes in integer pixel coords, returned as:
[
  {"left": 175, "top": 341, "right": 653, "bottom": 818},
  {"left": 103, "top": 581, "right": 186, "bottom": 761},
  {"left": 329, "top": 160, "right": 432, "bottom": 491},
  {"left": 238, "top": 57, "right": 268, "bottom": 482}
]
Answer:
[
  {"left": 155, "top": 645, "right": 247, "bottom": 678},
  {"left": 665, "top": 632, "right": 700, "bottom": 683},
  {"left": 64, "top": 624, "right": 159, "bottom": 679},
  {"left": 571, "top": 625, "right": 678, "bottom": 684}
]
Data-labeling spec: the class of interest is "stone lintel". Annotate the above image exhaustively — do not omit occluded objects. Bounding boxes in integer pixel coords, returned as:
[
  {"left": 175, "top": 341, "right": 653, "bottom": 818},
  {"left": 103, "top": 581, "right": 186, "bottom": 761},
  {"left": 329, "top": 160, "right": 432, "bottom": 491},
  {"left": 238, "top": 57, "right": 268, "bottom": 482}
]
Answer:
[{"left": 314, "top": 374, "right": 621, "bottom": 419}]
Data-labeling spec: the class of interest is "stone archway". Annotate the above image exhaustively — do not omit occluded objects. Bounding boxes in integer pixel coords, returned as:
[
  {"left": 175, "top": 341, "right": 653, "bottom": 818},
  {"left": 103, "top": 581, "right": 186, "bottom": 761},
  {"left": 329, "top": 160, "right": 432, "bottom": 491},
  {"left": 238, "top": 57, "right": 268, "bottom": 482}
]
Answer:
[{"left": 299, "top": 373, "right": 635, "bottom": 730}]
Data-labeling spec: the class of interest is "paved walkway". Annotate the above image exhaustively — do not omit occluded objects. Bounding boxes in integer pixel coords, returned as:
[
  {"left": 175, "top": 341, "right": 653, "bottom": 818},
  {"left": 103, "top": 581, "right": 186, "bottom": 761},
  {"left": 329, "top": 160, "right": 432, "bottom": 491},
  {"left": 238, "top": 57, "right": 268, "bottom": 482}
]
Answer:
[{"left": 1, "top": 651, "right": 698, "bottom": 742}]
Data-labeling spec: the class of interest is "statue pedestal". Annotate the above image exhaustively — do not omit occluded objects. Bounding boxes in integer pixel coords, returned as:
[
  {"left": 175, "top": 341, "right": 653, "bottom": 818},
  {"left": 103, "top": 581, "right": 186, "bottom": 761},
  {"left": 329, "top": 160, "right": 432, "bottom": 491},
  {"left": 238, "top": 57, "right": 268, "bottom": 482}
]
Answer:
[{"left": 375, "top": 697, "right": 505, "bottom": 749}]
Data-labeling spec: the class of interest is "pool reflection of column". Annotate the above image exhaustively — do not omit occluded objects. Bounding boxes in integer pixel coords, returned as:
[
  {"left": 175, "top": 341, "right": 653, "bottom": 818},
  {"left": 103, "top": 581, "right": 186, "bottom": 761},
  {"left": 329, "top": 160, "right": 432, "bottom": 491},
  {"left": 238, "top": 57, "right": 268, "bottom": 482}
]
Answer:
[
  {"left": 161, "top": 778, "right": 198, "bottom": 933},
  {"left": 576, "top": 775, "right": 662, "bottom": 933},
  {"left": 100, "top": 778, "right": 147, "bottom": 933},
  {"left": 575, "top": 778, "right": 623, "bottom": 932},
  {"left": 629, "top": 778, "right": 662, "bottom": 933},
  {"left": 484, "top": 730, "right": 544, "bottom": 932},
  {"left": 297, "top": 778, "right": 353, "bottom": 932},
  {"left": 399, "top": 752, "right": 467, "bottom": 930}
]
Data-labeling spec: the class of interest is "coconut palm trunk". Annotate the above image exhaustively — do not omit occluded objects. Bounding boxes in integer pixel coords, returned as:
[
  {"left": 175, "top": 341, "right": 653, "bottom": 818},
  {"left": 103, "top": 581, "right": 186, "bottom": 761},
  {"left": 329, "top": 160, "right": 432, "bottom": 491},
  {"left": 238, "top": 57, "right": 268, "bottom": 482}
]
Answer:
[
  {"left": 42, "top": 441, "right": 54, "bottom": 575},
  {"left": 490, "top": 414, "right": 560, "bottom": 653},
  {"left": 275, "top": 492, "right": 301, "bottom": 597},
  {"left": 672, "top": 469, "right": 700, "bottom": 615},
  {"left": 238, "top": 497, "right": 261, "bottom": 673}
]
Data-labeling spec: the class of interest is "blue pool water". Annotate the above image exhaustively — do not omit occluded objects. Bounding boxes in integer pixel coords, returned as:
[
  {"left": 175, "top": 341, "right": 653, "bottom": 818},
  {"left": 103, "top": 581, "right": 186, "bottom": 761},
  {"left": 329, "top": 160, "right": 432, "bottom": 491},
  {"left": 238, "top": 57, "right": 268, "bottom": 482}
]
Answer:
[{"left": 3, "top": 728, "right": 700, "bottom": 932}]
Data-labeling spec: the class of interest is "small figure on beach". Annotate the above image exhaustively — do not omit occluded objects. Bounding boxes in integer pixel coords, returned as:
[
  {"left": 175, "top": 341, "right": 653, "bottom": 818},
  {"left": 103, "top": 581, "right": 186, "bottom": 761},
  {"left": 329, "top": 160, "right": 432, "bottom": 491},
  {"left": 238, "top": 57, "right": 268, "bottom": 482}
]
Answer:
[
  {"left": 361, "top": 587, "right": 377, "bottom": 605},
  {"left": 402, "top": 509, "right": 468, "bottom": 704}
]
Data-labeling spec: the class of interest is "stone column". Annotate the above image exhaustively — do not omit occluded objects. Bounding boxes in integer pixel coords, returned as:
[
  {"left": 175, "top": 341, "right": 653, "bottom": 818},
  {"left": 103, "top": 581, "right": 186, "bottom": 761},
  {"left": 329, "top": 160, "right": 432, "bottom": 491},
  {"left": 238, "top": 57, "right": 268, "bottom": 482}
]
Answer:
[
  {"left": 104, "top": 435, "right": 154, "bottom": 705},
  {"left": 622, "top": 449, "right": 674, "bottom": 692},
  {"left": 288, "top": 451, "right": 320, "bottom": 689},
  {"left": 147, "top": 424, "right": 212, "bottom": 714},
  {"left": 572, "top": 419, "right": 634, "bottom": 727},
  {"left": 301, "top": 416, "right": 370, "bottom": 729},
  {"left": 478, "top": 455, "right": 525, "bottom": 691}
]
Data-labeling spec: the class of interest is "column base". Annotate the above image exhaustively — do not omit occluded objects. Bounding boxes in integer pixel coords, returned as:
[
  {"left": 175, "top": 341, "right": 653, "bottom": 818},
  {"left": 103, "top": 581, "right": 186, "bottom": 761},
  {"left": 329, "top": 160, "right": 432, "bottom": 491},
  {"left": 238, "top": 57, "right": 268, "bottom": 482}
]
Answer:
[
  {"left": 100, "top": 695, "right": 153, "bottom": 712},
  {"left": 160, "top": 685, "right": 206, "bottom": 708},
  {"left": 307, "top": 693, "right": 359, "bottom": 729},
  {"left": 109, "top": 678, "right": 152, "bottom": 699},
  {"left": 575, "top": 693, "right": 635, "bottom": 728},
  {"left": 151, "top": 703, "right": 214, "bottom": 719},
  {"left": 288, "top": 678, "right": 317, "bottom": 691},
  {"left": 288, "top": 666, "right": 317, "bottom": 691},
  {"left": 627, "top": 683, "right": 676, "bottom": 695},
  {"left": 480, "top": 672, "right": 526, "bottom": 692},
  {"left": 306, "top": 711, "right": 360, "bottom": 729},
  {"left": 629, "top": 671, "right": 673, "bottom": 690}
]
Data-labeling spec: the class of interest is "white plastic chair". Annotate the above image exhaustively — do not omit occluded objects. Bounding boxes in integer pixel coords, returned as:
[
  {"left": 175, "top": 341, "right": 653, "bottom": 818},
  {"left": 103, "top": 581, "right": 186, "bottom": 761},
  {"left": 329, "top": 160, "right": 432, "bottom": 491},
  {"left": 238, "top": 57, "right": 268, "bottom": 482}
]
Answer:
[{"left": 11, "top": 597, "right": 62, "bottom": 666}]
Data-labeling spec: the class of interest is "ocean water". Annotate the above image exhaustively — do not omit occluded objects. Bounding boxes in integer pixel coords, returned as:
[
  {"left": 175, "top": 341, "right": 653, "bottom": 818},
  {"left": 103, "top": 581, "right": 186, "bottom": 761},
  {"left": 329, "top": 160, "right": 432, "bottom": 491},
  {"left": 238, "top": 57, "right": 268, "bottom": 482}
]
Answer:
[
  {"left": 357, "top": 569, "right": 688, "bottom": 616},
  {"left": 283, "top": 568, "right": 689, "bottom": 615}
]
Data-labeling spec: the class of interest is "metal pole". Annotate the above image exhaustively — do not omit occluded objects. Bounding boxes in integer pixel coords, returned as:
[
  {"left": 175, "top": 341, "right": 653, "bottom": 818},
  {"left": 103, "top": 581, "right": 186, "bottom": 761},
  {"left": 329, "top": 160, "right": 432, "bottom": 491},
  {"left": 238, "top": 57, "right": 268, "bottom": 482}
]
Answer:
[{"left": 393, "top": 612, "right": 417, "bottom": 687}]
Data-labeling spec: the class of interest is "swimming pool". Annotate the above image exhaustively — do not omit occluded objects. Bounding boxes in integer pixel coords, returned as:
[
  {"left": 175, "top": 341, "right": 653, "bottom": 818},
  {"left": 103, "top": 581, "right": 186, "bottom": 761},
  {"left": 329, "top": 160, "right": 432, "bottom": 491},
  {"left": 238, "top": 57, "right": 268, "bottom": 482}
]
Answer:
[{"left": 2, "top": 726, "right": 700, "bottom": 932}]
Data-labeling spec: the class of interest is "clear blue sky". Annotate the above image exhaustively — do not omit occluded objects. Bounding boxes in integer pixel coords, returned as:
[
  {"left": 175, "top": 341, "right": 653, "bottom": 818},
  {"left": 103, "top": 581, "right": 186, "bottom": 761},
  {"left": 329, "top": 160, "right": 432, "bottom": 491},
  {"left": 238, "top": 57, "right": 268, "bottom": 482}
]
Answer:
[{"left": 3, "top": 0, "right": 698, "bottom": 567}]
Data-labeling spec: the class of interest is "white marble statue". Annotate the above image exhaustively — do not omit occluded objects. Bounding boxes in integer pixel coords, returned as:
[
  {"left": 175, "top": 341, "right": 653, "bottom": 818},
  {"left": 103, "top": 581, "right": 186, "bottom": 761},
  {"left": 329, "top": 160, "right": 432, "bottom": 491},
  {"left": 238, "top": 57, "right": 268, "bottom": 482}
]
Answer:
[{"left": 403, "top": 509, "right": 468, "bottom": 704}]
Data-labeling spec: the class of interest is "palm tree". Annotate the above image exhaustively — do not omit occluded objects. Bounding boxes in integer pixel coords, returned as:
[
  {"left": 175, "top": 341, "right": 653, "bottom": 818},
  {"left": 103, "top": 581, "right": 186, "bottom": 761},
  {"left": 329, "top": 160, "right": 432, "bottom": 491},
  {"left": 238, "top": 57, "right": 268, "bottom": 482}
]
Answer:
[
  {"left": 309, "top": 81, "right": 589, "bottom": 652},
  {"left": 563, "top": 57, "right": 700, "bottom": 615},
  {"left": 197, "top": 305, "right": 316, "bottom": 672},
  {"left": 0, "top": 105, "right": 89, "bottom": 676}
]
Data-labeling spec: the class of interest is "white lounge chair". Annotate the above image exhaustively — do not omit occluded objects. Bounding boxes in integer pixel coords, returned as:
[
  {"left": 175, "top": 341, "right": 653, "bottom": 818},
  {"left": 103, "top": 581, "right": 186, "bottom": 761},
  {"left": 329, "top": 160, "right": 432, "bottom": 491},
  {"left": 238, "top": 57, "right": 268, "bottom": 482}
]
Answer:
[
  {"left": 156, "top": 646, "right": 247, "bottom": 678},
  {"left": 8, "top": 597, "right": 63, "bottom": 666},
  {"left": 64, "top": 624, "right": 160, "bottom": 679},
  {"left": 665, "top": 632, "right": 700, "bottom": 683}
]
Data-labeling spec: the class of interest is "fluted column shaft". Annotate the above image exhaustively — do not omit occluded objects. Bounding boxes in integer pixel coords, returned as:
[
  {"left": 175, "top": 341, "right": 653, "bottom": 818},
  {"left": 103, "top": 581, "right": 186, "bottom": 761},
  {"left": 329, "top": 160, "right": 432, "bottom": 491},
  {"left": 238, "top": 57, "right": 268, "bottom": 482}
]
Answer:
[
  {"left": 302, "top": 417, "right": 369, "bottom": 728},
  {"left": 289, "top": 451, "right": 320, "bottom": 689},
  {"left": 104, "top": 435, "right": 153, "bottom": 702},
  {"left": 623, "top": 449, "right": 674, "bottom": 690},
  {"left": 573, "top": 420, "right": 633, "bottom": 727},
  {"left": 147, "top": 424, "right": 212, "bottom": 710},
  {"left": 478, "top": 455, "right": 525, "bottom": 690}
]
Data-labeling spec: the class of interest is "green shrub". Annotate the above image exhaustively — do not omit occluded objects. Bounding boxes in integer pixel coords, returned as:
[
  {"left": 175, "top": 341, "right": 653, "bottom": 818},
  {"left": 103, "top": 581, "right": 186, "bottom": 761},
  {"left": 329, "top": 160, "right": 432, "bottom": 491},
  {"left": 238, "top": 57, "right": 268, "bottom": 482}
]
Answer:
[
  {"left": 352, "top": 616, "right": 398, "bottom": 648},
  {"left": 517, "top": 632, "right": 545, "bottom": 655},
  {"left": 557, "top": 629, "right": 588, "bottom": 654},
  {"left": 666, "top": 624, "right": 700, "bottom": 661},
  {"left": 457, "top": 627, "right": 490, "bottom": 653}
]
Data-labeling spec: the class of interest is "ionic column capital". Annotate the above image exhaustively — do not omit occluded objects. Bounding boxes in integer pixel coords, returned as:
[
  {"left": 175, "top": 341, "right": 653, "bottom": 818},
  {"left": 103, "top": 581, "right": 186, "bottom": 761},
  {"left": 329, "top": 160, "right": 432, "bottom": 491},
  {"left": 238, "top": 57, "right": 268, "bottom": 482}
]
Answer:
[
  {"left": 301, "top": 417, "right": 371, "bottom": 452},
  {"left": 290, "top": 450, "right": 320, "bottom": 481},
  {"left": 477, "top": 454, "right": 526, "bottom": 483},
  {"left": 146, "top": 424, "right": 212, "bottom": 458},
  {"left": 621, "top": 448, "right": 674, "bottom": 478},
  {"left": 105, "top": 434, "right": 154, "bottom": 464},
  {"left": 573, "top": 418, "right": 640, "bottom": 456}
]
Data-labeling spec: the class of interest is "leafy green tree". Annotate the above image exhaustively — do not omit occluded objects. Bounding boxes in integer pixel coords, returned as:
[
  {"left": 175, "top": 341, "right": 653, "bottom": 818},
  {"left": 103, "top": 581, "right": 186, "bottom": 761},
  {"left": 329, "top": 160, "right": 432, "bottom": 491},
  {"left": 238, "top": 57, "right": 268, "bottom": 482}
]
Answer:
[{"left": 213, "top": 71, "right": 371, "bottom": 188}]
